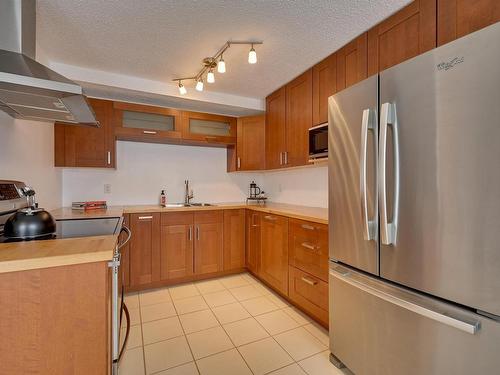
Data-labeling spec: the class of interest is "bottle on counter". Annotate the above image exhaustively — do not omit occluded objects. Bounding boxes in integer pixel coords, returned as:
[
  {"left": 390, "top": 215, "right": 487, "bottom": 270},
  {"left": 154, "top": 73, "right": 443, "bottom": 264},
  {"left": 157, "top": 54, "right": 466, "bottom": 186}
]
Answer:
[{"left": 160, "top": 190, "right": 167, "bottom": 207}]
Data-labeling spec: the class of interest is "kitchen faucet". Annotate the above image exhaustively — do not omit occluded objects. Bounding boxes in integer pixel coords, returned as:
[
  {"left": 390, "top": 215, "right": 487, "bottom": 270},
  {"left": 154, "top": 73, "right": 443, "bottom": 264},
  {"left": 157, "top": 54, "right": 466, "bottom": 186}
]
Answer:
[{"left": 184, "top": 180, "right": 194, "bottom": 205}]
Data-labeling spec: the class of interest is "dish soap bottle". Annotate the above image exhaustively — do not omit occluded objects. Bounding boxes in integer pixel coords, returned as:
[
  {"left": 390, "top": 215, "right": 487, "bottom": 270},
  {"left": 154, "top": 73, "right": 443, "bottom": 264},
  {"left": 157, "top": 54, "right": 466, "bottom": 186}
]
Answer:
[{"left": 160, "top": 190, "right": 167, "bottom": 207}]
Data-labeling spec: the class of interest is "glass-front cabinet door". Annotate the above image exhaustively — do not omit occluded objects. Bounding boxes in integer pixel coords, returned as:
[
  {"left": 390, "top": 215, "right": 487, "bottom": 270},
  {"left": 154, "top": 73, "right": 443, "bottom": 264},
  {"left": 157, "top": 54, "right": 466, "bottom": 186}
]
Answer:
[{"left": 181, "top": 111, "right": 237, "bottom": 145}]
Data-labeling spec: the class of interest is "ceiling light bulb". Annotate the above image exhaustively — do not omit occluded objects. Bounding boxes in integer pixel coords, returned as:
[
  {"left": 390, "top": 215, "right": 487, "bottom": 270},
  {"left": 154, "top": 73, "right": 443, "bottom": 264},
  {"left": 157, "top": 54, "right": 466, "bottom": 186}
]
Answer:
[
  {"left": 207, "top": 69, "right": 215, "bottom": 83},
  {"left": 178, "top": 82, "right": 187, "bottom": 95},
  {"left": 196, "top": 78, "right": 204, "bottom": 91},
  {"left": 218, "top": 56, "right": 226, "bottom": 73},
  {"left": 248, "top": 45, "right": 257, "bottom": 64}
]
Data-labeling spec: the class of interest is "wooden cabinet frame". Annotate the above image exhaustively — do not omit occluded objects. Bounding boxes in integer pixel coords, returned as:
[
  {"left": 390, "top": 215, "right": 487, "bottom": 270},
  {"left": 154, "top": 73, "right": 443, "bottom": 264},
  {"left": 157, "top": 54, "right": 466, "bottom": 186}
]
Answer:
[{"left": 181, "top": 111, "right": 237, "bottom": 146}]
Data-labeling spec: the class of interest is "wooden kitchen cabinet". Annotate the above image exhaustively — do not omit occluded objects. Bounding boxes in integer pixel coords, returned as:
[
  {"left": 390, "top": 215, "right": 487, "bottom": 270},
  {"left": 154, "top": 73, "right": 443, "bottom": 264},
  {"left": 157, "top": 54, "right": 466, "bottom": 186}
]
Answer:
[
  {"left": 160, "top": 212, "right": 194, "bottom": 280},
  {"left": 260, "top": 214, "right": 289, "bottom": 295},
  {"left": 312, "top": 53, "right": 337, "bottom": 126},
  {"left": 336, "top": 33, "right": 368, "bottom": 91},
  {"left": 194, "top": 211, "right": 223, "bottom": 275},
  {"left": 265, "top": 86, "right": 287, "bottom": 169},
  {"left": 246, "top": 210, "right": 261, "bottom": 275},
  {"left": 113, "top": 101, "right": 182, "bottom": 144},
  {"left": 285, "top": 69, "right": 313, "bottom": 167},
  {"left": 121, "top": 214, "right": 131, "bottom": 287},
  {"left": 228, "top": 115, "right": 266, "bottom": 172},
  {"left": 223, "top": 209, "right": 246, "bottom": 270},
  {"left": 54, "top": 98, "right": 115, "bottom": 168},
  {"left": 437, "top": 0, "right": 500, "bottom": 46},
  {"left": 181, "top": 111, "right": 237, "bottom": 146},
  {"left": 129, "top": 213, "right": 161, "bottom": 287},
  {"left": 367, "top": 0, "right": 437, "bottom": 75}
]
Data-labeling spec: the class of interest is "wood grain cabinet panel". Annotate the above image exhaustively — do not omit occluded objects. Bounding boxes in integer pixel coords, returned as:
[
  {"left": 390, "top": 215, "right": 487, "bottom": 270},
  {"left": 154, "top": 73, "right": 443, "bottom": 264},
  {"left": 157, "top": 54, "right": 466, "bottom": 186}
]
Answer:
[
  {"left": 230, "top": 115, "right": 266, "bottom": 171},
  {"left": 194, "top": 211, "right": 223, "bottom": 275},
  {"left": 160, "top": 212, "right": 194, "bottom": 280},
  {"left": 265, "top": 86, "right": 287, "bottom": 169},
  {"left": 129, "top": 213, "right": 161, "bottom": 287},
  {"left": 54, "top": 98, "right": 115, "bottom": 168},
  {"left": 437, "top": 0, "right": 500, "bottom": 46},
  {"left": 367, "top": 0, "right": 437, "bottom": 75},
  {"left": 246, "top": 210, "right": 261, "bottom": 275},
  {"left": 285, "top": 69, "right": 313, "bottom": 167},
  {"left": 336, "top": 33, "right": 368, "bottom": 91},
  {"left": 312, "top": 53, "right": 337, "bottom": 126},
  {"left": 120, "top": 213, "right": 130, "bottom": 287},
  {"left": 223, "top": 209, "right": 246, "bottom": 270},
  {"left": 181, "top": 111, "right": 237, "bottom": 146},
  {"left": 260, "top": 214, "right": 289, "bottom": 295}
]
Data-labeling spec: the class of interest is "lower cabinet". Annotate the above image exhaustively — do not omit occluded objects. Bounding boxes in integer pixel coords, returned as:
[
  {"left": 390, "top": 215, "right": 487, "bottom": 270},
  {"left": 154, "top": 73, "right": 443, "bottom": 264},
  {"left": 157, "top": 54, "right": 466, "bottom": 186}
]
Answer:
[
  {"left": 260, "top": 214, "right": 289, "bottom": 295},
  {"left": 223, "top": 209, "right": 246, "bottom": 270},
  {"left": 246, "top": 210, "right": 261, "bottom": 275},
  {"left": 129, "top": 213, "right": 161, "bottom": 287},
  {"left": 120, "top": 214, "right": 131, "bottom": 287},
  {"left": 194, "top": 211, "right": 224, "bottom": 274},
  {"left": 160, "top": 212, "right": 194, "bottom": 280}
]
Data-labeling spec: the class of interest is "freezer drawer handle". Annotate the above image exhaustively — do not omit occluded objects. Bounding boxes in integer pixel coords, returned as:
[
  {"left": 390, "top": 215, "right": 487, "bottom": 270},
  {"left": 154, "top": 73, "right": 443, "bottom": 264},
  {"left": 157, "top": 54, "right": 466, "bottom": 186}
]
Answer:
[
  {"left": 360, "top": 108, "right": 378, "bottom": 241},
  {"left": 379, "top": 102, "right": 400, "bottom": 245},
  {"left": 330, "top": 267, "right": 480, "bottom": 335}
]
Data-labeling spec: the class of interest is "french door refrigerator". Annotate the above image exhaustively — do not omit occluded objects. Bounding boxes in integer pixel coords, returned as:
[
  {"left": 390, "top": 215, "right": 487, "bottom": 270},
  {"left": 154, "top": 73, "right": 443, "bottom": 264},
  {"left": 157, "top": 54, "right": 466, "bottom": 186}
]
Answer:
[{"left": 328, "top": 22, "right": 500, "bottom": 375}]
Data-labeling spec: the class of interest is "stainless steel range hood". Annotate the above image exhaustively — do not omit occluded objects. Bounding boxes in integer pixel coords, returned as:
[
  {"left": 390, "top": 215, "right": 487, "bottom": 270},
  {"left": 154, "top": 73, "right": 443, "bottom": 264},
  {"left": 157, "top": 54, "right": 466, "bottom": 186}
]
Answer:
[{"left": 0, "top": 0, "right": 97, "bottom": 125}]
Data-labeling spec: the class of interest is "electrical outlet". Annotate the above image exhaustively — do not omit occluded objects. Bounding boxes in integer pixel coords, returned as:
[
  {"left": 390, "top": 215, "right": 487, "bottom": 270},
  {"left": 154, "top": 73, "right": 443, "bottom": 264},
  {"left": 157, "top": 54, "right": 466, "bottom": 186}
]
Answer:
[{"left": 104, "top": 184, "right": 112, "bottom": 194}]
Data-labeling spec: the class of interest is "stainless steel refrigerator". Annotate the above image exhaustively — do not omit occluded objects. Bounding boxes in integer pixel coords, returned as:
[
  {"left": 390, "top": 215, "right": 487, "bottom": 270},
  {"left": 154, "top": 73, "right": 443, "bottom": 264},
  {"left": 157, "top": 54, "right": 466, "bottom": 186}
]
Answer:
[{"left": 328, "top": 22, "right": 500, "bottom": 375}]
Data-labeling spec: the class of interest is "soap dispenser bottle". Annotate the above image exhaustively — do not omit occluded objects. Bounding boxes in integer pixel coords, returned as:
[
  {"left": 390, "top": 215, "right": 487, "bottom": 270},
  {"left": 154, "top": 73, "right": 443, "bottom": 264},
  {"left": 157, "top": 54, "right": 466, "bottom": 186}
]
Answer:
[{"left": 160, "top": 190, "right": 167, "bottom": 207}]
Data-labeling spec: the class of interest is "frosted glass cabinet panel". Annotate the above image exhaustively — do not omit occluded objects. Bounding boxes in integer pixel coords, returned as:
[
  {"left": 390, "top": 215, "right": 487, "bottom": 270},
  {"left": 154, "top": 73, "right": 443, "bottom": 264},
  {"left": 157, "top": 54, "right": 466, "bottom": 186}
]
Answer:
[
  {"left": 189, "top": 119, "right": 231, "bottom": 136},
  {"left": 122, "top": 110, "right": 175, "bottom": 131}
]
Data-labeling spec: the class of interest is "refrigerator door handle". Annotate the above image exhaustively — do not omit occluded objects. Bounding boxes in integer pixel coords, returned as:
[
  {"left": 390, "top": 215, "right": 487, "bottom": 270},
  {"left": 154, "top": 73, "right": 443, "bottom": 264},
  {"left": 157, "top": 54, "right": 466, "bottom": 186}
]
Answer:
[
  {"left": 360, "top": 108, "right": 378, "bottom": 241},
  {"left": 330, "top": 266, "right": 481, "bottom": 335},
  {"left": 379, "top": 102, "right": 400, "bottom": 245}
]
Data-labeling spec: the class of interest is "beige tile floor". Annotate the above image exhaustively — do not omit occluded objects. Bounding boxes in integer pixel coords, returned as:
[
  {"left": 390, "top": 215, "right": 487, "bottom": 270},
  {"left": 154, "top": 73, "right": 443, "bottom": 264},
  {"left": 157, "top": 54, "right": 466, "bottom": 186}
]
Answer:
[{"left": 119, "top": 272, "right": 351, "bottom": 375}]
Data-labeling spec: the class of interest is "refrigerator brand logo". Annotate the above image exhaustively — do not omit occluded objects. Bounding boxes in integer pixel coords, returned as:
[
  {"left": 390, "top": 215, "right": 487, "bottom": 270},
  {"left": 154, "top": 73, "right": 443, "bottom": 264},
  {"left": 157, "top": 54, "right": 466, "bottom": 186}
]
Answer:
[{"left": 437, "top": 56, "right": 464, "bottom": 71}]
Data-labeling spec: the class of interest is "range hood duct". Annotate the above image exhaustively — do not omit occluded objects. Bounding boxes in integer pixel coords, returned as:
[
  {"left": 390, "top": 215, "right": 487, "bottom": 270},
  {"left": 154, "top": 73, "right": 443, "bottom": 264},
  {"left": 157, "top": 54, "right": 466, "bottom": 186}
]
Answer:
[{"left": 0, "top": 0, "right": 97, "bottom": 125}]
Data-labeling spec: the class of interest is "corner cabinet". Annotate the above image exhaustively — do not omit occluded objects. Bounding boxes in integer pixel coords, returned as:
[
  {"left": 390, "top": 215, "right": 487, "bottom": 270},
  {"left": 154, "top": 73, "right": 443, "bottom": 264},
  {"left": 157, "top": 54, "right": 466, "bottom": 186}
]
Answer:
[
  {"left": 246, "top": 210, "right": 261, "bottom": 275},
  {"left": 181, "top": 111, "right": 236, "bottom": 146},
  {"left": 223, "top": 209, "right": 246, "bottom": 270},
  {"left": 228, "top": 115, "right": 266, "bottom": 172},
  {"left": 54, "top": 98, "right": 115, "bottom": 168},
  {"left": 265, "top": 87, "right": 287, "bottom": 169}
]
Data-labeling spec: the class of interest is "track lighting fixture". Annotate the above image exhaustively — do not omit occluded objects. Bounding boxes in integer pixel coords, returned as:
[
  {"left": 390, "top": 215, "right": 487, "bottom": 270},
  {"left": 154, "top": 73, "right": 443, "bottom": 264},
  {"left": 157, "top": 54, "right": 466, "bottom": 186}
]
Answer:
[{"left": 172, "top": 40, "right": 262, "bottom": 94}]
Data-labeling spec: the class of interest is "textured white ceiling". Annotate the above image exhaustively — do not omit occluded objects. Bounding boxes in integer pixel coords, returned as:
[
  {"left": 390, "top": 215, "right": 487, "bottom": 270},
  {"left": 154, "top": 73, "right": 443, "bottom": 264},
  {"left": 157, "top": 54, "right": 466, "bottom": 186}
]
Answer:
[{"left": 36, "top": 0, "right": 410, "bottom": 99}]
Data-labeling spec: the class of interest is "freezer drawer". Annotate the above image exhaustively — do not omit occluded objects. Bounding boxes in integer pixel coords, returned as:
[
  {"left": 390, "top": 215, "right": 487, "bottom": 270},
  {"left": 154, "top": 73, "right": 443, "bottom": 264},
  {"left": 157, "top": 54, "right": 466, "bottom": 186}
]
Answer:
[{"left": 329, "top": 263, "right": 500, "bottom": 375}]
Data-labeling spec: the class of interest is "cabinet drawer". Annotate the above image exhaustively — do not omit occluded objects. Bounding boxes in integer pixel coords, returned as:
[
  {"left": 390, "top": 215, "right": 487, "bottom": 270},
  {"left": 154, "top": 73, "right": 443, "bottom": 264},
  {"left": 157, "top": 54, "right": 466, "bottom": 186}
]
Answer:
[
  {"left": 289, "top": 219, "right": 328, "bottom": 281},
  {"left": 161, "top": 211, "right": 193, "bottom": 226},
  {"left": 289, "top": 266, "right": 328, "bottom": 326}
]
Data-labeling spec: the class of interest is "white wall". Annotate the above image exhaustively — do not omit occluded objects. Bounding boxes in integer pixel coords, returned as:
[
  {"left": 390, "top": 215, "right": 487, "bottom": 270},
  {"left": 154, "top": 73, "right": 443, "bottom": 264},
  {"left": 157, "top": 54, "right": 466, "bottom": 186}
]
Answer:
[
  {"left": 262, "top": 165, "right": 328, "bottom": 208},
  {"left": 62, "top": 141, "right": 263, "bottom": 206},
  {"left": 0, "top": 112, "right": 62, "bottom": 210}
]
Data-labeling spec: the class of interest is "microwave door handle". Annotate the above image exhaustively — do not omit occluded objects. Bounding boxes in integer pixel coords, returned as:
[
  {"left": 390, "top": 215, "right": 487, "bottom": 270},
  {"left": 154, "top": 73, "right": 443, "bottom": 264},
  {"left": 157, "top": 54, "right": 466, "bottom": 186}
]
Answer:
[
  {"left": 379, "top": 102, "right": 400, "bottom": 245},
  {"left": 360, "top": 108, "right": 378, "bottom": 241}
]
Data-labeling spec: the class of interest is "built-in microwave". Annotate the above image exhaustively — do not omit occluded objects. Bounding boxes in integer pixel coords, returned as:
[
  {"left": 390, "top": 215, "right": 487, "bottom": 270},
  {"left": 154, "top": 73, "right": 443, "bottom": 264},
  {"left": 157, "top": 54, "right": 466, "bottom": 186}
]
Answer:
[{"left": 308, "top": 123, "right": 328, "bottom": 160}]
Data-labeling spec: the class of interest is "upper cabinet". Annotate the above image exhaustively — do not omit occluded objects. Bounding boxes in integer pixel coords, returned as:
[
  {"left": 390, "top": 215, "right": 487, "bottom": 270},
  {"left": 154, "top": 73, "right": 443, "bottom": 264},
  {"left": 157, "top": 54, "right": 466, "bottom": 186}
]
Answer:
[
  {"left": 336, "top": 33, "right": 368, "bottom": 91},
  {"left": 437, "top": 0, "right": 500, "bottom": 46},
  {"left": 367, "top": 0, "right": 437, "bottom": 75},
  {"left": 54, "top": 98, "right": 115, "bottom": 168},
  {"left": 181, "top": 111, "right": 236, "bottom": 146},
  {"left": 285, "top": 69, "right": 313, "bottom": 167},
  {"left": 265, "top": 87, "right": 287, "bottom": 169},
  {"left": 113, "top": 102, "right": 182, "bottom": 144},
  {"left": 228, "top": 115, "right": 266, "bottom": 172},
  {"left": 312, "top": 53, "right": 337, "bottom": 126}
]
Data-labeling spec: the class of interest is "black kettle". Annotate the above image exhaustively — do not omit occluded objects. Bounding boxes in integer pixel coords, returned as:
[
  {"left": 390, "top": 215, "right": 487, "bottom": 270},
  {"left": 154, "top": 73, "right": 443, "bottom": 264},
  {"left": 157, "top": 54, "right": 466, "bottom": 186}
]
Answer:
[{"left": 4, "top": 187, "right": 56, "bottom": 240}]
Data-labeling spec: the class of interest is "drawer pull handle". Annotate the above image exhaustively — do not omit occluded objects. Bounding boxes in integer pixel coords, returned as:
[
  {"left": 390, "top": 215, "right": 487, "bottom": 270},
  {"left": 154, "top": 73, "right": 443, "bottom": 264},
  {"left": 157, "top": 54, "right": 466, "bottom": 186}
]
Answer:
[
  {"left": 301, "top": 224, "right": 315, "bottom": 230},
  {"left": 138, "top": 215, "right": 153, "bottom": 220},
  {"left": 143, "top": 130, "right": 157, "bottom": 135},
  {"left": 301, "top": 242, "right": 317, "bottom": 251},
  {"left": 301, "top": 276, "right": 318, "bottom": 286},
  {"left": 264, "top": 215, "right": 277, "bottom": 221},
  {"left": 251, "top": 224, "right": 260, "bottom": 227}
]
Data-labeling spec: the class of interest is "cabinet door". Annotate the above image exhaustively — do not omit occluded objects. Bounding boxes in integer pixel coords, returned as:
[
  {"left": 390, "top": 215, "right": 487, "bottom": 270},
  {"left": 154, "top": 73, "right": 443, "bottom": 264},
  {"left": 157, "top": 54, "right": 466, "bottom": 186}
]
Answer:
[
  {"left": 265, "top": 86, "right": 287, "bottom": 169},
  {"left": 285, "top": 69, "right": 313, "bottom": 167},
  {"left": 367, "top": 0, "right": 436, "bottom": 75},
  {"left": 312, "top": 53, "right": 337, "bottom": 126},
  {"left": 160, "top": 212, "right": 194, "bottom": 280},
  {"left": 129, "top": 213, "right": 161, "bottom": 287},
  {"left": 223, "top": 209, "right": 246, "bottom": 270},
  {"left": 120, "top": 214, "right": 130, "bottom": 288},
  {"left": 336, "top": 33, "right": 368, "bottom": 91},
  {"left": 236, "top": 115, "right": 266, "bottom": 171},
  {"left": 246, "top": 210, "right": 261, "bottom": 274},
  {"left": 54, "top": 98, "right": 115, "bottom": 168},
  {"left": 437, "top": 0, "right": 500, "bottom": 46},
  {"left": 181, "top": 111, "right": 237, "bottom": 145},
  {"left": 194, "top": 211, "right": 223, "bottom": 275},
  {"left": 260, "top": 214, "right": 289, "bottom": 295}
]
